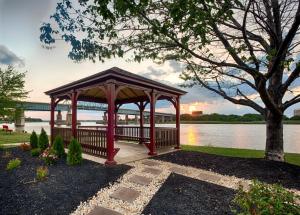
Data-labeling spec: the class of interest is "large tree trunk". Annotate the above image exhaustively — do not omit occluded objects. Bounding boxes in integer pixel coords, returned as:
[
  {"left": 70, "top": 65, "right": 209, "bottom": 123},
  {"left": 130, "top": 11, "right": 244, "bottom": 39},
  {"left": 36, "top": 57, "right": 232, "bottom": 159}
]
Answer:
[{"left": 265, "top": 111, "right": 284, "bottom": 161}]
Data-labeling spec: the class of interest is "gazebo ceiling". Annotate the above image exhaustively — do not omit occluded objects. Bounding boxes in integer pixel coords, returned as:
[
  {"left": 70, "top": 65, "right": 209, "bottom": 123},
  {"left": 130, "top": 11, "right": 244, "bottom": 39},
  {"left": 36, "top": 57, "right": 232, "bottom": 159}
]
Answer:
[{"left": 45, "top": 67, "right": 186, "bottom": 103}]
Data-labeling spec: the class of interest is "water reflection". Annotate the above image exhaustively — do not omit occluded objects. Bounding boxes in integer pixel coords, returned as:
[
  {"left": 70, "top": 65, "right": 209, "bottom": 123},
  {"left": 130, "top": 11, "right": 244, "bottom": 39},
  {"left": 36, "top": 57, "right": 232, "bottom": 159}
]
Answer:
[{"left": 1, "top": 122, "right": 300, "bottom": 153}]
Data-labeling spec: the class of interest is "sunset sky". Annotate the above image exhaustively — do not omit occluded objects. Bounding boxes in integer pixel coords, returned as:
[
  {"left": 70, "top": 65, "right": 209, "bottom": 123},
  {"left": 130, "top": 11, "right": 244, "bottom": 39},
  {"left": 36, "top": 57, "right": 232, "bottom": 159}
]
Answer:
[{"left": 1, "top": 0, "right": 300, "bottom": 120}]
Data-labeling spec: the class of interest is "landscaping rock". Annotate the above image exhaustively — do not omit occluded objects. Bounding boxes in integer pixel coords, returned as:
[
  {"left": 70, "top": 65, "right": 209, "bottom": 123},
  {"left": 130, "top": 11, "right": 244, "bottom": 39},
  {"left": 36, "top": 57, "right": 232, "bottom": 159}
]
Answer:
[
  {"left": 128, "top": 174, "right": 152, "bottom": 186},
  {"left": 87, "top": 206, "right": 122, "bottom": 215},
  {"left": 142, "top": 167, "right": 162, "bottom": 175},
  {"left": 110, "top": 187, "right": 140, "bottom": 203}
]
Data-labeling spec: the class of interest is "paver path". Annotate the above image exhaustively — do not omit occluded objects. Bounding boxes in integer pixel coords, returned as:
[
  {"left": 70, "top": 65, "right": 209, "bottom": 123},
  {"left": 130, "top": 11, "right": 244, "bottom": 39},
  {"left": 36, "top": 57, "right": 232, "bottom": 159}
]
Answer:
[{"left": 72, "top": 159, "right": 300, "bottom": 215}]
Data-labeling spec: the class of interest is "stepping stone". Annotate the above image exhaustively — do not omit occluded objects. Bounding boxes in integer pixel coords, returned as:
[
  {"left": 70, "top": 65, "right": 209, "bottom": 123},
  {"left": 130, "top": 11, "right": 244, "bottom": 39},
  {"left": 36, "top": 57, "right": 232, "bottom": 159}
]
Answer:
[
  {"left": 128, "top": 175, "right": 152, "bottom": 186},
  {"left": 169, "top": 166, "right": 188, "bottom": 174},
  {"left": 88, "top": 206, "right": 122, "bottom": 215},
  {"left": 110, "top": 187, "right": 140, "bottom": 203},
  {"left": 198, "top": 172, "right": 221, "bottom": 182},
  {"left": 238, "top": 181, "right": 250, "bottom": 190},
  {"left": 142, "top": 167, "right": 162, "bottom": 175},
  {"left": 142, "top": 160, "right": 160, "bottom": 167}
]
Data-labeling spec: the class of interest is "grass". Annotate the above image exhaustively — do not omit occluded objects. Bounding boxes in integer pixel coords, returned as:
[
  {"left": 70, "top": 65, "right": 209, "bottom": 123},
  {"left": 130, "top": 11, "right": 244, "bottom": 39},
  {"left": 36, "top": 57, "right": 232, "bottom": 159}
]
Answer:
[
  {"left": 0, "top": 130, "right": 30, "bottom": 144},
  {"left": 182, "top": 145, "right": 300, "bottom": 166},
  {"left": 180, "top": 120, "right": 300, "bottom": 124}
]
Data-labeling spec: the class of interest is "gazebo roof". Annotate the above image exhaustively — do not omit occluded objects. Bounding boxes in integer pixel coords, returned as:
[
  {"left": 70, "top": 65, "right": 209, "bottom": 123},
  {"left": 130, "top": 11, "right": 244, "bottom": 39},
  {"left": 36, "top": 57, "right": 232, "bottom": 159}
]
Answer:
[{"left": 45, "top": 67, "right": 186, "bottom": 104}]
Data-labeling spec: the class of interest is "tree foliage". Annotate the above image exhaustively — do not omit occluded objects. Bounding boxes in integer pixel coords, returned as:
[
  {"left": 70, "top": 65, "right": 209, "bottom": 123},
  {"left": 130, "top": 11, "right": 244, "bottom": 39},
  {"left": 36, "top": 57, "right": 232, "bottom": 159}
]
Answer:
[
  {"left": 40, "top": 0, "right": 300, "bottom": 116},
  {"left": 0, "top": 66, "right": 28, "bottom": 119},
  {"left": 38, "top": 128, "right": 49, "bottom": 151},
  {"left": 41, "top": 0, "right": 300, "bottom": 160}
]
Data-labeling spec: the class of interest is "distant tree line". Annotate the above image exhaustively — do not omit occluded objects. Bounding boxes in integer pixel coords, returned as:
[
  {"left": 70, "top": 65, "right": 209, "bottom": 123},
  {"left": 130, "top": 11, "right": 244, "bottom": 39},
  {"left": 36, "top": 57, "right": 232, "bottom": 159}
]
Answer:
[{"left": 180, "top": 113, "right": 300, "bottom": 122}]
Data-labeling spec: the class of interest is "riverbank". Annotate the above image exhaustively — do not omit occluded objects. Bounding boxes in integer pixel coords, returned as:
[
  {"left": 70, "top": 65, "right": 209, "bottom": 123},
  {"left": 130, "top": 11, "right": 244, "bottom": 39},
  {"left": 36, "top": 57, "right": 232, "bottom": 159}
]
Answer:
[{"left": 182, "top": 145, "right": 300, "bottom": 166}]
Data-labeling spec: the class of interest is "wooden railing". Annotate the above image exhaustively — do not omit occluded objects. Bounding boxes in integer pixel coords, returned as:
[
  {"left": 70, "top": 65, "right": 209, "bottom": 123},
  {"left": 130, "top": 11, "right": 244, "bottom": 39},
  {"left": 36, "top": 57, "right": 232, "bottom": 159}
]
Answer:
[
  {"left": 115, "top": 126, "right": 150, "bottom": 142},
  {"left": 53, "top": 127, "right": 73, "bottom": 145},
  {"left": 155, "top": 127, "right": 177, "bottom": 148},
  {"left": 53, "top": 127, "right": 107, "bottom": 158},
  {"left": 77, "top": 129, "right": 107, "bottom": 157}
]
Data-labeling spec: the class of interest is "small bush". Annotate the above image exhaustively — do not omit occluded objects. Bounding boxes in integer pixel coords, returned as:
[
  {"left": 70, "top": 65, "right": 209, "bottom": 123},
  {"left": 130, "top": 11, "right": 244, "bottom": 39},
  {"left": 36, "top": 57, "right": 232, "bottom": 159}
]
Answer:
[
  {"left": 31, "top": 148, "right": 41, "bottom": 157},
  {"left": 67, "top": 138, "right": 82, "bottom": 165},
  {"left": 38, "top": 128, "right": 49, "bottom": 151},
  {"left": 19, "top": 143, "right": 31, "bottom": 151},
  {"left": 232, "top": 180, "right": 300, "bottom": 215},
  {"left": 36, "top": 166, "right": 48, "bottom": 181},
  {"left": 6, "top": 158, "right": 21, "bottom": 170},
  {"left": 30, "top": 131, "right": 38, "bottom": 149},
  {"left": 41, "top": 147, "right": 58, "bottom": 165},
  {"left": 2, "top": 150, "right": 11, "bottom": 158},
  {"left": 52, "top": 135, "right": 66, "bottom": 158}
]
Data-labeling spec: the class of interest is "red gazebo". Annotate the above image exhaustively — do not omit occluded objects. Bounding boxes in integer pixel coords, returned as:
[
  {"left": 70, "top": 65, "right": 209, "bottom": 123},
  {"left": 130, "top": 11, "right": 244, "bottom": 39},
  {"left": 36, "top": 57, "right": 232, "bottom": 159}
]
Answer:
[{"left": 45, "top": 67, "right": 186, "bottom": 165}]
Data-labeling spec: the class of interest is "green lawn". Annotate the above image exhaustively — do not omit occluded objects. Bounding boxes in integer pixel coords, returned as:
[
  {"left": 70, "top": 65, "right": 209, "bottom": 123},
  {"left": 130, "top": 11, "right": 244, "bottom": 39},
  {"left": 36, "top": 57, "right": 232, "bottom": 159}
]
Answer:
[
  {"left": 0, "top": 130, "right": 31, "bottom": 144},
  {"left": 182, "top": 145, "right": 300, "bottom": 166}
]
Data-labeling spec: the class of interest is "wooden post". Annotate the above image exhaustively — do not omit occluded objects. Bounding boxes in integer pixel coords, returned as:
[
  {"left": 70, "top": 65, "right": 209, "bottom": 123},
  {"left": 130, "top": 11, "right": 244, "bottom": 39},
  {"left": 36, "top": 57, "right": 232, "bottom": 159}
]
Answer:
[
  {"left": 175, "top": 96, "right": 181, "bottom": 149},
  {"left": 105, "top": 82, "right": 117, "bottom": 165},
  {"left": 149, "top": 91, "right": 157, "bottom": 155},
  {"left": 71, "top": 91, "right": 77, "bottom": 138},
  {"left": 139, "top": 101, "right": 145, "bottom": 144},
  {"left": 50, "top": 97, "right": 55, "bottom": 144}
]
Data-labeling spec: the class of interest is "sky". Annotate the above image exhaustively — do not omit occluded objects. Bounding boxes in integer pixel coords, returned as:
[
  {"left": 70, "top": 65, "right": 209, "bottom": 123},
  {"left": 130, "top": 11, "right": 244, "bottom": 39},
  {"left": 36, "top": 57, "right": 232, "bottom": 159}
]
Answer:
[{"left": 0, "top": 0, "right": 299, "bottom": 120}]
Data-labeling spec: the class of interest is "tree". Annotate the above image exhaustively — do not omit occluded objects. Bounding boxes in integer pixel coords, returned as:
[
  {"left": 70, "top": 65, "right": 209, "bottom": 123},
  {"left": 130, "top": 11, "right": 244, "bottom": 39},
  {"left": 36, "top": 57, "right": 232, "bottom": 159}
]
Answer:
[
  {"left": 0, "top": 66, "right": 28, "bottom": 120},
  {"left": 40, "top": 0, "right": 300, "bottom": 161}
]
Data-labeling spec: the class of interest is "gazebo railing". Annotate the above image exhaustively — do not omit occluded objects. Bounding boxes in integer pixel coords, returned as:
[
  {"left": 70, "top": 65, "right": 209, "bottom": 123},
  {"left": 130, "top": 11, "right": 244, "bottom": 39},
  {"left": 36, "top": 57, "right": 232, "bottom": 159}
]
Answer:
[
  {"left": 53, "top": 125, "right": 177, "bottom": 159},
  {"left": 53, "top": 127, "right": 107, "bottom": 158},
  {"left": 155, "top": 127, "right": 177, "bottom": 148}
]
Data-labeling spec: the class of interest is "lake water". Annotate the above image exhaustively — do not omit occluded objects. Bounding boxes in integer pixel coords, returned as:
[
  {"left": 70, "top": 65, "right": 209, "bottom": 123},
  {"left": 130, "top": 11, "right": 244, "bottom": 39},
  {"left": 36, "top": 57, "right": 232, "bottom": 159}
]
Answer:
[{"left": 1, "top": 122, "right": 300, "bottom": 153}]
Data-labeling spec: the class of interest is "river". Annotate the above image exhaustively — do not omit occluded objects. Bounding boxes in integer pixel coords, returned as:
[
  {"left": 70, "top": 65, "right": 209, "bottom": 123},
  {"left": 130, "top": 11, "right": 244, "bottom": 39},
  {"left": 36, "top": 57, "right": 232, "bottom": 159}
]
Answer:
[{"left": 1, "top": 122, "right": 300, "bottom": 153}]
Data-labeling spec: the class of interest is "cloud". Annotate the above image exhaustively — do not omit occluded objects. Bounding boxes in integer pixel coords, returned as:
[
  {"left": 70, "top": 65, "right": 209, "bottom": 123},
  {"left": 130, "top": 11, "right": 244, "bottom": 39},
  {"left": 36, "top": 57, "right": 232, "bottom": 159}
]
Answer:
[{"left": 0, "top": 45, "right": 24, "bottom": 66}]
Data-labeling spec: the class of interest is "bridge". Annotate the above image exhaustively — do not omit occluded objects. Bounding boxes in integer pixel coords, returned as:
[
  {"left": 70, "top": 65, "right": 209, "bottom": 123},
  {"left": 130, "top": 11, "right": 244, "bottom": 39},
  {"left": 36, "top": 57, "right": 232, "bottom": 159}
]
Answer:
[
  {"left": 13, "top": 101, "right": 175, "bottom": 131},
  {"left": 17, "top": 101, "right": 175, "bottom": 117}
]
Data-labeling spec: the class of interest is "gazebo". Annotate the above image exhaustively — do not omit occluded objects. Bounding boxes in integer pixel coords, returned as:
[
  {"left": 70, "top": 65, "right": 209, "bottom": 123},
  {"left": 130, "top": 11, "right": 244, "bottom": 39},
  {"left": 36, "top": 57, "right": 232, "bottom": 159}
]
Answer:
[{"left": 45, "top": 67, "right": 186, "bottom": 165}]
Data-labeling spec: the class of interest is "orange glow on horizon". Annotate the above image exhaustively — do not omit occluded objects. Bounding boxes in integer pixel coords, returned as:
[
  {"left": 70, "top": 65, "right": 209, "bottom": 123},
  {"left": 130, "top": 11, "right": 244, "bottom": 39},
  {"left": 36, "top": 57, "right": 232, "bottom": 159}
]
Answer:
[{"left": 181, "top": 101, "right": 207, "bottom": 114}]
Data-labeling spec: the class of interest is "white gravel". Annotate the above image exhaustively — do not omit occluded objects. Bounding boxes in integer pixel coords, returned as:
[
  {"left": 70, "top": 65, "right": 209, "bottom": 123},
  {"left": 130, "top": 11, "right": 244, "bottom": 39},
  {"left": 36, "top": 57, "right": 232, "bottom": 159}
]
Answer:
[{"left": 70, "top": 159, "right": 300, "bottom": 215}]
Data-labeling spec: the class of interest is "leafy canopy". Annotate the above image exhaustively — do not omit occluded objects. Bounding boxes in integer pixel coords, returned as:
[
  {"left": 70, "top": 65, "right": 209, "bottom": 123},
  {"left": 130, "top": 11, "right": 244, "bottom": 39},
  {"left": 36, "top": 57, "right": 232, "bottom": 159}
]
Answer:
[
  {"left": 0, "top": 66, "right": 28, "bottom": 119},
  {"left": 40, "top": 0, "right": 300, "bottom": 118}
]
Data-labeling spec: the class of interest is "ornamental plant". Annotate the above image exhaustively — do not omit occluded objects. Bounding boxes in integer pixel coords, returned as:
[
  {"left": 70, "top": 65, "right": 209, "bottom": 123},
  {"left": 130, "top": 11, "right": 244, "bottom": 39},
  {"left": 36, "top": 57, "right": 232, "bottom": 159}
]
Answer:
[
  {"left": 36, "top": 166, "right": 49, "bottom": 181},
  {"left": 38, "top": 128, "right": 49, "bottom": 151},
  {"left": 6, "top": 158, "right": 21, "bottom": 170},
  {"left": 19, "top": 143, "right": 31, "bottom": 151},
  {"left": 31, "top": 148, "right": 41, "bottom": 157},
  {"left": 232, "top": 180, "right": 300, "bottom": 215},
  {"left": 41, "top": 147, "right": 58, "bottom": 165},
  {"left": 67, "top": 138, "right": 82, "bottom": 165},
  {"left": 52, "top": 135, "right": 66, "bottom": 158},
  {"left": 30, "top": 131, "right": 38, "bottom": 149}
]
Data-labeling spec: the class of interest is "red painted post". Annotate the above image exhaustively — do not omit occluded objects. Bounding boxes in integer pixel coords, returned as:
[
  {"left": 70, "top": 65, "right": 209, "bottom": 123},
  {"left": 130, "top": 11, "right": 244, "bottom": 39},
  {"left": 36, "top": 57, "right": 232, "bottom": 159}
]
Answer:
[
  {"left": 50, "top": 97, "right": 55, "bottom": 144},
  {"left": 139, "top": 101, "right": 144, "bottom": 144},
  {"left": 71, "top": 91, "right": 77, "bottom": 138},
  {"left": 149, "top": 92, "right": 157, "bottom": 155},
  {"left": 105, "top": 83, "right": 117, "bottom": 165},
  {"left": 175, "top": 96, "right": 181, "bottom": 149}
]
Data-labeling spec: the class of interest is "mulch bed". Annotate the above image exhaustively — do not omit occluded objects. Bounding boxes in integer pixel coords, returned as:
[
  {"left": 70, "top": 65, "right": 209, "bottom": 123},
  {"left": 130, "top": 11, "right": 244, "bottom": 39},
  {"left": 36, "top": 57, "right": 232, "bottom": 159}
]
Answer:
[
  {"left": 142, "top": 173, "right": 235, "bottom": 215},
  {"left": 153, "top": 151, "right": 300, "bottom": 190},
  {"left": 0, "top": 148, "right": 131, "bottom": 215}
]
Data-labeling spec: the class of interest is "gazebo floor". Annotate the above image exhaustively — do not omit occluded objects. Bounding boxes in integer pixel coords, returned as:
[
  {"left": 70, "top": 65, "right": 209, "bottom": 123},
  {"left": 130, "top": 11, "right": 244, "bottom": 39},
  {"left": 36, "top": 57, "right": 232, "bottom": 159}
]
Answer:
[{"left": 81, "top": 141, "right": 178, "bottom": 164}]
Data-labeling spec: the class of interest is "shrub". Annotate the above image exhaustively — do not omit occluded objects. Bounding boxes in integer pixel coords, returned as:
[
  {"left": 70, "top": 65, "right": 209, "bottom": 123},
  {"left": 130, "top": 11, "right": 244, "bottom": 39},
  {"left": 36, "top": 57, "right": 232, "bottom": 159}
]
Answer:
[
  {"left": 36, "top": 166, "right": 48, "bottom": 181},
  {"left": 52, "top": 135, "right": 66, "bottom": 158},
  {"left": 232, "top": 180, "right": 300, "bottom": 215},
  {"left": 30, "top": 131, "right": 38, "bottom": 149},
  {"left": 38, "top": 128, "right": 49, "bottom": 151},
  {"left": 41, "top": 147, "right": 58, "bottom": 165},
  {"left": 31, "top": 148, "right": 41, "bottom": 157},
  {"left": 2, "top": 150, "right": 11, "bottom": 158},
  {"left": 67, "top": 138, "right": 82, "bottom": 165},
  {"left": 6, "top": 158, "right": 21, "bottom": 170},
  {"left": 19, "top": 143, "right": 31, "bottom": 151}
]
